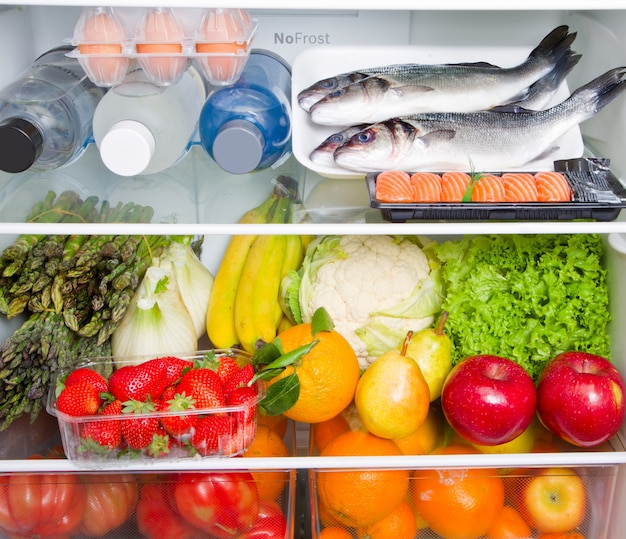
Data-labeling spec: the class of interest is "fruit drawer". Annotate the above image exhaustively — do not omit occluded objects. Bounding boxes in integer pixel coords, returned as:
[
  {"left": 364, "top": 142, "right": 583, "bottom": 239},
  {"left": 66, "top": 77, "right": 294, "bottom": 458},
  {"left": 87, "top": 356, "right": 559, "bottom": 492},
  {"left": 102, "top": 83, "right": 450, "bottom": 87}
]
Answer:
[
  {"left": 308, "top": 460, "right": 618, "bottom": 539},
  {"left": 0, "top": 417, "right": 297, "bottom": 539},
  {"left": 307, "top": 404, "right": 625, "bottom": 539}
]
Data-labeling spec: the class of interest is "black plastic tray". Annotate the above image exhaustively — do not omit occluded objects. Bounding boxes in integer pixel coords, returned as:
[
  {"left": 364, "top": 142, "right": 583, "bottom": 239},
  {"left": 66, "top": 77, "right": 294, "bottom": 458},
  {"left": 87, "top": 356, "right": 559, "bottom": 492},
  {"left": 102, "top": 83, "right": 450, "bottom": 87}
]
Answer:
[{"left": 366, "top": 160, "right": 626, "bottom": 222}]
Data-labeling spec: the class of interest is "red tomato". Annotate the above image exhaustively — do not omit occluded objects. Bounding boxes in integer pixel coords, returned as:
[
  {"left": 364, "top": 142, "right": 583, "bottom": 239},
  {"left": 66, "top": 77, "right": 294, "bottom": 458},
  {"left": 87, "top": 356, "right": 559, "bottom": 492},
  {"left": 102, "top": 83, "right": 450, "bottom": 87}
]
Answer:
[
  {"left": 239, "top": 499, "right": 288, "bottom": 539},
  {"left": 77, "top": 473, "right": 139, "bottom": 537},
  {"left": 0, "top": 472, "right": 86, "bottom": 539},
  {"left": 136, "top": 483, "right": 205, "bottom": 539},
  {"left": 173, "top": 472, "right": 260, "bottom": 539}
]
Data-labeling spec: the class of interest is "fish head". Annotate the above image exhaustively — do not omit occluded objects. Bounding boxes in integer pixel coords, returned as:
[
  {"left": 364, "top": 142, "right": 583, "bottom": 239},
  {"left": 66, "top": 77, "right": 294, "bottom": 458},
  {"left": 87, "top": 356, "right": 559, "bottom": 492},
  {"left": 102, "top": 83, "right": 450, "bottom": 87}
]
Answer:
[
  {"left": 309, "top": 124, "right": 370, "bottom": 167},
  {"left": 309, "top": 77, "right": 392, "bottom": 126},
  {"left": 297, "top": 72, "right": 370, "bottom": 112},
  {"left": 334, "top": 120, "right": 421, "bottom": 172}
]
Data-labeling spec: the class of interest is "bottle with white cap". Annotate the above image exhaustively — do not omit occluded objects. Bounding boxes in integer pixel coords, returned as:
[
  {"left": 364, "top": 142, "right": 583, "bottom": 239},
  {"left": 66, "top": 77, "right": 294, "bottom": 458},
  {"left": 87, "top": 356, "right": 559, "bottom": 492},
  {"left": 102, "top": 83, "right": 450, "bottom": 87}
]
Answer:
[
  {"left": 92, "top": 62, "right": 206, "bottom": 176},
  {"left": 0, "top": 46, "right": 106, "bottom": 174},
  {"left": 199, "top": 49, "right": 292, "bottom": 174}
]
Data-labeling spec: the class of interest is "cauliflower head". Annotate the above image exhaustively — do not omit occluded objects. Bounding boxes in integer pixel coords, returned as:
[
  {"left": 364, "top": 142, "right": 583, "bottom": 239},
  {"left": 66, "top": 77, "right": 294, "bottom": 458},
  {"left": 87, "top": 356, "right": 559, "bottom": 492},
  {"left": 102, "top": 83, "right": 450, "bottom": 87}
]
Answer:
[{"left": 286, "top": 235, "right": 443, "bottom": 369}]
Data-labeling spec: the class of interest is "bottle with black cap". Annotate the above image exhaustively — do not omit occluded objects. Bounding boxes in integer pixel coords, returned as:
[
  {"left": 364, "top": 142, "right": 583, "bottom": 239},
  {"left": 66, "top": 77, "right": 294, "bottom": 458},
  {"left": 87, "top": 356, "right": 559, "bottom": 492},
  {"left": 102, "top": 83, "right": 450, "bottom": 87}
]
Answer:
[
  {"left": 199, "top": 49, "right": 292, "bottom": 174},
  {"left": 0, "top": 46, "right": 106, "bottom": 174}
]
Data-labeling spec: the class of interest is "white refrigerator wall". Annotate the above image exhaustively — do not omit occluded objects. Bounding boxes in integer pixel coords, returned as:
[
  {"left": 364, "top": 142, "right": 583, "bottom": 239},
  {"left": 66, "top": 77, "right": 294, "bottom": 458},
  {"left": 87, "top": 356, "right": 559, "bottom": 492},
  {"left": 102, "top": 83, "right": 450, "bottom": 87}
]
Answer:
[{"left": 1, "top": 4, "right": 626, "bottom": 536}]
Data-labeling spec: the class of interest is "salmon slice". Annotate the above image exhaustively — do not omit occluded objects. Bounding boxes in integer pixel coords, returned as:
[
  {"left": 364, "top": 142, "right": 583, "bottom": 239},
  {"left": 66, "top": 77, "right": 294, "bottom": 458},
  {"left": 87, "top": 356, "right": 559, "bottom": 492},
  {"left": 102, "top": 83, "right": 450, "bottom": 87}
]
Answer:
[
  {"left": 441, "top": 172, "right": 471, "bottom": 202},
  {"left": 534, "top": 171, "right": 572, "bottom": 202},
  {"left": 410, "top": 172, "right": 442, "bottom": 202},
  {"left": 375, "top": 170, "right": 413, "bottom": 202},
  {"left": 502, "top": 173, "right": 539, "bottom": 202},
  {"left": 471, "top": 174, "right": 506, "bottom": 202}
]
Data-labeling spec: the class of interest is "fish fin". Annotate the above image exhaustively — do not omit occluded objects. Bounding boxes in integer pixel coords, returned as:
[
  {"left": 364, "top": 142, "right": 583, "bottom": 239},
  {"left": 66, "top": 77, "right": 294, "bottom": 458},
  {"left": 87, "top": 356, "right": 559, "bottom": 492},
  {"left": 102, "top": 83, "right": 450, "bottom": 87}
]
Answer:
[
  {"left": 445, "top": 61, "right": 501, "bottom": 69},
  {"left": 420, "top": 129, "right": 456, "bottom": 147}
]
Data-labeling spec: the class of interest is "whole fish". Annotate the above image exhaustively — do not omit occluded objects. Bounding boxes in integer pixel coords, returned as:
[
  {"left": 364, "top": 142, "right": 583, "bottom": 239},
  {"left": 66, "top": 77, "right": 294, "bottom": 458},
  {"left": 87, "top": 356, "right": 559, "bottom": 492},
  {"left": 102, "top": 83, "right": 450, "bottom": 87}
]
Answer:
[
  {"left": 309, "top": 52, "right": 580, "bottom": 168},
  {"left": 332, "top": 67, "right": 626, "bottom": 173},
  {"left": 299, "top": 25, "right": 578, "bottom": 126}
]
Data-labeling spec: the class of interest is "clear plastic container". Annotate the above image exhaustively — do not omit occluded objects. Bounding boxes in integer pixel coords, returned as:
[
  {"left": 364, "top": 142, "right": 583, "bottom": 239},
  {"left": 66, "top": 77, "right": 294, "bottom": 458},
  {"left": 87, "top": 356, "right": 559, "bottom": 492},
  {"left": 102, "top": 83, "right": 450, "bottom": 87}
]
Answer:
[
  {"left": 135, "top": 7, "right": 190, "bottom": 86},
  {"left": 71, "top": 6, "right": 131, "bottom": 88},
  {"left": 46, "top": 350, "right": 265, "bottom": 468},
  {"left": 0, "top": 46, "right": 106, "bottom": 173},
  {"left": 199, "top": 49, "right": 292, "bottom": 174},
  {"left": 92, "top": 63, "right": 206, "bottom": 176}
]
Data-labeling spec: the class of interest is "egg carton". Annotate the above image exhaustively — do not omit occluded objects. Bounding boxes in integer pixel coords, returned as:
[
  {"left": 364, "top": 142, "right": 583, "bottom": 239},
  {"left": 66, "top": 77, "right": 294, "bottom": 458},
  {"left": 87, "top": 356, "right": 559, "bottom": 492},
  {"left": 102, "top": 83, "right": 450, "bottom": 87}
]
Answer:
[{"left": 66, "top": 6, "right": 258, "bottom": 87}]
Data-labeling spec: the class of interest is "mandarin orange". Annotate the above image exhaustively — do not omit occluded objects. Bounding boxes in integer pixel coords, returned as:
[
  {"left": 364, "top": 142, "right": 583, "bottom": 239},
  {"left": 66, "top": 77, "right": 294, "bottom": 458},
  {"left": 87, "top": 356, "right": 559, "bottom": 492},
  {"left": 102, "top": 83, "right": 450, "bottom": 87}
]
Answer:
[
  {"left": 317, "top": 430, "right": 409, "bottom": 528},
  {"left": 411, "top": 445, "right": 505, "bottom": 539},
  {"left": 269, "top": 322, "right": 360, "bottom": 424}
]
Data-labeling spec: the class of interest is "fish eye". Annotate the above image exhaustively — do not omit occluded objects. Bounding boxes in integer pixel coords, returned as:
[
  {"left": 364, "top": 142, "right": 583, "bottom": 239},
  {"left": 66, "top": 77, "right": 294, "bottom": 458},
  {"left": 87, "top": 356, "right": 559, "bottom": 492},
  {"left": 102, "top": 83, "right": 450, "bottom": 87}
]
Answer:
[
  {"left": 329, "top": 89, "right": 344, "bottom": 98},
  {"left": 319, "top": 78, "right": 338, "bottom": 90},
  {"left": 328, "top": 133, "right": 346, "bottom": 143},
  {"left": 356, "top": 130, "right": 373, "bottom": 143}
]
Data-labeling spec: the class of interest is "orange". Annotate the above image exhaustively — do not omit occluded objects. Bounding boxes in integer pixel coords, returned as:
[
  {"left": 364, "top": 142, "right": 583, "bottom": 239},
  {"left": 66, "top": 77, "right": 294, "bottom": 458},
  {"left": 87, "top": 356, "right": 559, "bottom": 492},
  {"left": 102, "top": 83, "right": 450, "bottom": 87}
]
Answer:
[
  {"left": 537, "top": 532, "right": 585, "bottom": 539},
  {"left": 269, "top": 322, "right": 360, "bottom": 424},
  {"left": 242, "top": 425, "right": 290, "bottom": 500},
  {"left": 486, "top": 505, "right": 532, "bottom": 539},
  {"left": 392, "top": 405, "right": 443, "bottom": 455},
  {"left": 316, "top": 430, "right": 410, "bottom": 528},
  {"left": 411, "top": 445, "right": 505, "bottom": 539},
  {"left": 356, "top": 500, "right": 417, "bottom": 539},
  {"left": 319, "top": 526, "right": 353, "bottom": 539},
  {"left": 257, "top": 413, "right": 289, "bottom": 438},
  {"left": 312, "top": 412, "right": 351, "bottom": 454}
]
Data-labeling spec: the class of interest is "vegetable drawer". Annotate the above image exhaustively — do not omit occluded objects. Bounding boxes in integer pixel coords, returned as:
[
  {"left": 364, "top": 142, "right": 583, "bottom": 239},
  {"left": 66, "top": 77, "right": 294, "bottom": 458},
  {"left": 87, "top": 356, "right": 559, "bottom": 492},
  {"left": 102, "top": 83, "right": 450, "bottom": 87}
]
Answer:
[{"left": 0, "top": 416, "right": 297, "bottom": 539}]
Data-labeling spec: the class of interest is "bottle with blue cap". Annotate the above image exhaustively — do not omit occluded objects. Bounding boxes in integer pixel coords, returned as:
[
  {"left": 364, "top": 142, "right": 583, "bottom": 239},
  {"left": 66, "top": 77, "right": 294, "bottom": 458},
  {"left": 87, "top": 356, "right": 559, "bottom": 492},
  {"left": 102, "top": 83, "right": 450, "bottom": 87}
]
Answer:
[
  {"left": 199, "top": 49, "right": 292, "bottom": 174},
  {"left": 0, "top": 46, "right": 105, "bottom": 174}
]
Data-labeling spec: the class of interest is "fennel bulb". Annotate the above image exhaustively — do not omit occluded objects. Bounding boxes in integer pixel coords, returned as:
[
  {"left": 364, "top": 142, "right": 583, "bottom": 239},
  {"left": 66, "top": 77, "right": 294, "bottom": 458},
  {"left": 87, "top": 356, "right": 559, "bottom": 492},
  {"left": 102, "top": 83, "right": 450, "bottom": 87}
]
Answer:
[{"left": 112, "top": 258, "right": 198, "bottom": 362}]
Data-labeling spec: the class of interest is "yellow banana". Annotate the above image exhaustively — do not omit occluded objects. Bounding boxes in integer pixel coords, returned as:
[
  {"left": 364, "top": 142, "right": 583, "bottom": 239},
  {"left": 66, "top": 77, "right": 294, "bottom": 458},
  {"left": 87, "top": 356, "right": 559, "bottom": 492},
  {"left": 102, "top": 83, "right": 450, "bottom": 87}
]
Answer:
[
  {"left": 234, "top": 233, "right": 288, "bottom": 353},
  {"left": 206, "top": 192, "right": 278, "bottom": 349}
]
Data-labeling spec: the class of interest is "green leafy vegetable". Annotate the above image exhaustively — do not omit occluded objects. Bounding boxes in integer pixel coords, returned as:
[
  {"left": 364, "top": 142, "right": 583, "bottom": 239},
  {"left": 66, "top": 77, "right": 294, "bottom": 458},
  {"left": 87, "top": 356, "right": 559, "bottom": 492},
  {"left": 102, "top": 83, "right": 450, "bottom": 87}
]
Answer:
[{"left": 436, "top": 234, "right": 611, "bottom": 380}]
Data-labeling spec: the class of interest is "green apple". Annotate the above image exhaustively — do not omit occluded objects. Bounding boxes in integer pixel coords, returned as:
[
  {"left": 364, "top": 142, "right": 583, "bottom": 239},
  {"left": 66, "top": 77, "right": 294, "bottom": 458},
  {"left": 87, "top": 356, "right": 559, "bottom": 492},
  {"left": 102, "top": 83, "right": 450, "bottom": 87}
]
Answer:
[{"left": 404, "top": 312, "right": 452, "bottom": 401}]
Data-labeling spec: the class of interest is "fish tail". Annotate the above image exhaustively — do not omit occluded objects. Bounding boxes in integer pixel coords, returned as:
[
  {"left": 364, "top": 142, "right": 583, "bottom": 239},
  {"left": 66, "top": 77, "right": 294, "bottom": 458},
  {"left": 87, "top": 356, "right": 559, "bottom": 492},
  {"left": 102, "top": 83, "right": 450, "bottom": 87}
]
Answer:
[
  {"left": 528, "top": 25, "right": 578, "bottom": 65},
  {"left": 570, "top": 66, "right": 626, "bottom": 116}
]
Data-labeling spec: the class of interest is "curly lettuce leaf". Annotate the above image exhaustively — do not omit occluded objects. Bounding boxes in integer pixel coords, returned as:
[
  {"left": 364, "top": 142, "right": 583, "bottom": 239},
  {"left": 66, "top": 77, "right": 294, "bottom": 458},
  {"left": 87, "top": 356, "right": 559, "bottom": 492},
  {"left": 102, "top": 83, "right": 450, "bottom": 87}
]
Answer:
[{"left": 436, "top": 234, "right": 611, "bottom": 380}]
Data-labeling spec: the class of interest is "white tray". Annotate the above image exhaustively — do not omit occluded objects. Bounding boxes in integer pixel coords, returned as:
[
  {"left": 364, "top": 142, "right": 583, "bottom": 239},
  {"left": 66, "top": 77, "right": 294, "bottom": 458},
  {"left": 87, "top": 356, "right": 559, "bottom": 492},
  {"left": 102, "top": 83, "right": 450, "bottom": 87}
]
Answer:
[{"left": 291, "top": 45, "right": 584, "bottom": 179}]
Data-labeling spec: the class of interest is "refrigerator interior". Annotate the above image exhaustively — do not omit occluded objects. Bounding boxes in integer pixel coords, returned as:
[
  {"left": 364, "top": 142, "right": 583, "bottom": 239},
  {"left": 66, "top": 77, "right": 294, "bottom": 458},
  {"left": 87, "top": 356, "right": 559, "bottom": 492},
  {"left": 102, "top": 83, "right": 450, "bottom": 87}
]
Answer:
[{"left": 1, "top": 3, "right": 626, "bottom": 538}]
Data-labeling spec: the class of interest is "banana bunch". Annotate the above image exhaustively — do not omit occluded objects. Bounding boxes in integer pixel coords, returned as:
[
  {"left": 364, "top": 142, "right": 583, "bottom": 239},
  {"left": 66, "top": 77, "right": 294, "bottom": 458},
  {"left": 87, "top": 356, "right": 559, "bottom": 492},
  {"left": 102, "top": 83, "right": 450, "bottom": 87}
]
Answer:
[{"left": 206, "top": 177, "right": 312, "bottom": 353}]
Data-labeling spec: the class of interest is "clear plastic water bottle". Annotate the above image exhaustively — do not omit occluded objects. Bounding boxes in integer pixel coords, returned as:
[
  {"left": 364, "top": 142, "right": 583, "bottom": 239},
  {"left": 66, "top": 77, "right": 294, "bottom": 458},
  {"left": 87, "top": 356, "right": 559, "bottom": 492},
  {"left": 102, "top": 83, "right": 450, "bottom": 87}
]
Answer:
[
  {"left": 93, "top": 63, "right": 206, "bottom": 176},
  {"left": 199, "top": 49, "right": 292, "bottom": 174},
  {"left": 0, "top": 46, "right": 106, "bottom": 174}
]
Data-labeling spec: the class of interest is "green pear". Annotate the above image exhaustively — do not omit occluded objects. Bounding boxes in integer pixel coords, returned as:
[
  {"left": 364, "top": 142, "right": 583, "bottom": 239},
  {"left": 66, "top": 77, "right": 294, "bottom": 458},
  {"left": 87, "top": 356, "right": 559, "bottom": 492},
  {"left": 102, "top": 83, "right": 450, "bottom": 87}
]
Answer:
[
  {"left": 404, "top": 312, "right": 452, "bottom": 402},
  {"left": 355, "top": 334, "right": 430, "bottom": 439}
]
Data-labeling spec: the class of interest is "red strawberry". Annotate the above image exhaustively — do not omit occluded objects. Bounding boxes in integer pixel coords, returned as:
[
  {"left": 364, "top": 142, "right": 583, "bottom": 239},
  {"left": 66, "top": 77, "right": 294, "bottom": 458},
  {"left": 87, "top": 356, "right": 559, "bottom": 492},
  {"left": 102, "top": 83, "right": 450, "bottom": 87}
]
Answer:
[
  {"left": 222, "top": 364, "right": 254, "bottom": 399},
  {"left": 108, "top": 359, "right": 168, "bottom": 402},
  {"left": 190, "top": 415, "right": 236, "bottom": 456},
  {"left": 57, "top": 380, "right": 101, "bottom": 417},
  {"left": 120, "top": 400, "right": 159, "bottom": 450},
  {"left": 226, "top": 386, "right": 258, "bottom": 426},
  {"left": 65, "top": 367, "right": 108, "bottom": 393},
  {"left": 203, "top": 354, "right": 240, "bottom": 385},
  {"left": 176, "top": 368, "right": 225, "bottom": 409},
  {"left": 81, "top": 399, "right": 123, "bottom": 451},
  {"left": 158, "top": 393, "right": 197, "bottom": 438},
  {"left": 146, "top": 426, "right": 173, "bottom": 458},
  {"left": 160, "top": 356, "right": 193, "bottom": 386}
]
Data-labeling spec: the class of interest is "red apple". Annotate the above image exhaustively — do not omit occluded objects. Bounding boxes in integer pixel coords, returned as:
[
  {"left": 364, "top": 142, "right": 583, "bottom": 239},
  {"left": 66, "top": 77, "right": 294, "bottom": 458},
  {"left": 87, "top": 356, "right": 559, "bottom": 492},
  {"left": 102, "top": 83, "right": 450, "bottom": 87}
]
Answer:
[
  {"left": 517, "top": 467, "right": 586, "bottom": 533},
  {"left": 441, "top": 355, "right": 537, "bottom": 446},
  {"left": 536, "top": 351, "right": 626, "bottom": 447}
]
